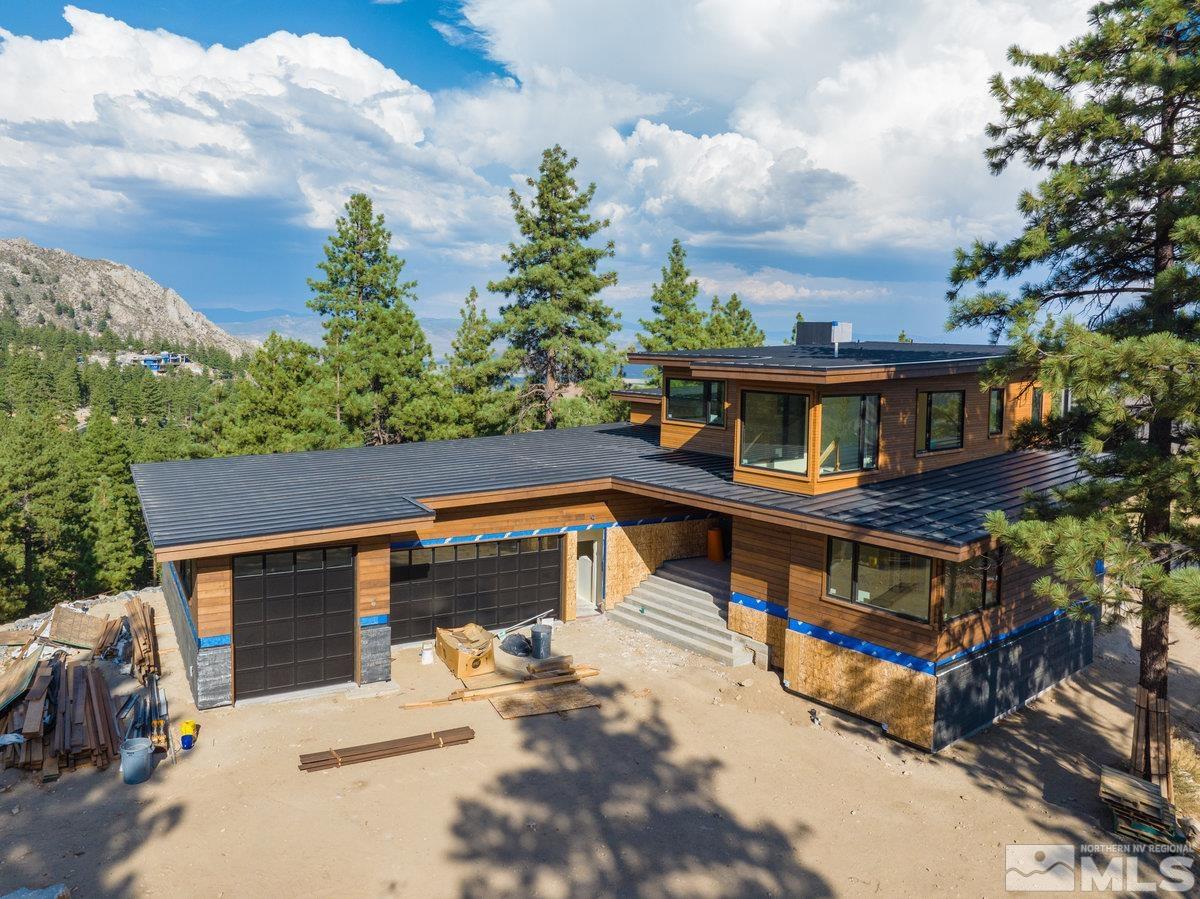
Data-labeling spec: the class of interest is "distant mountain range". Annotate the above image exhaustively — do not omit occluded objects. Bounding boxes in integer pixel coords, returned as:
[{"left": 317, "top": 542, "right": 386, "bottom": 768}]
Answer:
[{"left": 0, "top": 238, "right": 250, "bottom": 357}]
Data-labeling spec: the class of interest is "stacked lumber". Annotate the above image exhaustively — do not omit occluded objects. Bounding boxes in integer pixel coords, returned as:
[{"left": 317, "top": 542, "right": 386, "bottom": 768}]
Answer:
[
  {"left": 0, "top": 657, "right": 60, "bottom": 777},
  {"left": 298, "top": 727, "right": 475, "bottom": 772},
  {"left": 1100, "top": 764, "right": 1188, "bottom": 845},
  {"left": 91, "top": 617, "right": 125, "bottom": 660},
  {"left": 402, "top": 665, "right": 599, "bottom": 709},
  {"left": 125, "top": 598, "right": 160, "bottom": 683},
  {"left": 52, "top": 661, "right": 123, "bottom": 773}
]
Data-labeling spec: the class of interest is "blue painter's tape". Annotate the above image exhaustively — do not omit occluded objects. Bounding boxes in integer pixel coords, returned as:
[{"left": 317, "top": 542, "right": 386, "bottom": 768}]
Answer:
[
  {"left": 390, "top": 512, "right": 715, "bottom": 550},
  {"left": 199, "top": 634, "right": 231, "bottom": 648},
  {"left": 359, "top": 615, "right": 388, "bottom": 627},
  {"left": 730, "top": 591, "right": 789, "bottom": 620},
  {"left": 787, "top": 618, "right": 937, "bottom": 675}
]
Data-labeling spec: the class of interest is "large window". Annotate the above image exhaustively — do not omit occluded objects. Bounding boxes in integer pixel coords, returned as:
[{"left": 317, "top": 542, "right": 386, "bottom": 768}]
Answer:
[
  {"left": 916, "top": 390, "right": 965, "bottom": 452},
  {"left": 740, "top": 391, "right": 809, "bottom": 474},
  {"left": 826, "top": 537, "right": 931, "bottom": 622},
  {"left": 666, "top": 378, "right": 725, "bottom": 426},
  {"left": 988, "top": 388, "right": 1005, "bottom": 437},
  {"left": 819, "top": 394, "right": 880, "bottom": 475},
  {"left": 945, "top": 549, "right": 1003, "bottom": 620},
  {"left": 1031, "top": 387, "right": 1045, "bottom": 424}
]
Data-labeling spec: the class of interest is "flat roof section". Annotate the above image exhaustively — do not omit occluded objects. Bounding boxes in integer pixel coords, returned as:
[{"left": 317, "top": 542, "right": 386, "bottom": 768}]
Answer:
[
  {"left": 629, "top": 341, "right": 1011, "bottom": 372},
  {"left": 133, "top": 424, "right": 1082, "bottom": 558}
]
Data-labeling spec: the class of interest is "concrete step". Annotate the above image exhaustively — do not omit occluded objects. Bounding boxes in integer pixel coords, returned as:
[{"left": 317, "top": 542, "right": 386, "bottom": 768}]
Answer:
[
  {"left": 628, "top": 583, "right": 728, "bottom": 624},
  {"left": 640, "top": 574, "right": 730, "bottom": 606},
  {"left": 610, "top": 601, "right": 733, "bottom": 652},
  {"left": 622, "top": 589, "right": 731, "bottom": 639},
  {"left": 609, "top": 604, "right": 753, "bottom": 666},
  {"left": 654, "top": 563, "right": 731, "bottom": 597}
]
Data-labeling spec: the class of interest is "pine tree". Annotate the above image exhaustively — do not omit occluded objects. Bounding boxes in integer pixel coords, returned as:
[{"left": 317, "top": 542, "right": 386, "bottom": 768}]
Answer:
[
  {"left": 489, "top": 145, "right": 621, "bottom": 430},
  {"left": 88, "top": 475, "right": 142, "bottom": 592},
  {"left": 790, "top": 311, "right": 805, "bottom": 343},
  {"left": 637, "top": 239, "right": 705, "bottom": 385},
  {"left": 897, "top": 330, "right": 913, "bottom": 344},
  {"left": 445, "top": 287, "right": 511, "bottom": 438},
  {"left": 704, "top": 293, "right": 765, "bottom": 348},
  {"left": 947, "top": 1, "right": 1200, "bottom": 791},
  {"left": 307, "top": 193, "right": 416, "bottom": 427}
]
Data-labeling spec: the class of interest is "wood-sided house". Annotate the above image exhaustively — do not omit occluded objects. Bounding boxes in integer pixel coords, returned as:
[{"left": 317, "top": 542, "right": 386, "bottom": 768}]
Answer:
[{"left": 132, "top": 325, "right": 1092, "bottom": 750}]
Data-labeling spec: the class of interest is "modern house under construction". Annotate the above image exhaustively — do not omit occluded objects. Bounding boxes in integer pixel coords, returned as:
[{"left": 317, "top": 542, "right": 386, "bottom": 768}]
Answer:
[{"left": 131, "top": 323, "right": 1092, "bottom": 750}]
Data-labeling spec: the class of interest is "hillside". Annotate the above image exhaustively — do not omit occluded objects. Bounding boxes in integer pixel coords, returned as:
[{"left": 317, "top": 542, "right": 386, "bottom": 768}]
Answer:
[{"left": 0, "top": 238, "right": 250, "bottom": 356}]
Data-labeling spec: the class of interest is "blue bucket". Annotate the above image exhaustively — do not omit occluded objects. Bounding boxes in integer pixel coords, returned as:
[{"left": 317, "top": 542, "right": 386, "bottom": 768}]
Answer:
[
  {"left": 531, "top": 624, "right": 552, "bottom": 660},
  {"left": 120, "top": 737, "right": 154, "bottom": 785}
]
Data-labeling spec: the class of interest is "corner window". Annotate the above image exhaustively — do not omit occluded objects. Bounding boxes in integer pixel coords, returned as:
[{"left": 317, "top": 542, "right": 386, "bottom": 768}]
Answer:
[
  {"left": 1031, "top": 387, "right": 1044, "bottom": 424},
  {"left": 916, "top": 390, "right": 965, "bottom": 452},
  {"left": 988, "top": 388, "right": 1005, "bottom": 437},
  {"left": 819, "top": 394, "right": 880, "bottom": 475},
  {"left": 740, "top": 391, "right": 809, "bottom": 475},
  {"left": 945, "top": 549, "right": 1003, "bottom": 621},
  {"left": 666, "top": 378, "right": 725, "bottom": 426},
  {"left": 825, "top": 537, "right": 931, "bottom": 622}
]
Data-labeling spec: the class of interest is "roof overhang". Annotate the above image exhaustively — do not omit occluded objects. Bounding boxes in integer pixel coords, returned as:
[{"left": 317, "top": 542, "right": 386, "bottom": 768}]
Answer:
[{"left": 629, "top": 354, "right": 1000, "bottom": 384}]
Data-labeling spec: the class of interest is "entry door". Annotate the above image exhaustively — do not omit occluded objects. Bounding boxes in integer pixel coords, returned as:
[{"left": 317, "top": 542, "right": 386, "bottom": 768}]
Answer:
[
  {"left": 232, "top": 546, "right": 356, "bottom": 700},
  {"left": 389, "top": 536, "right": 562, "bottom": 644},
  {"left": 576, "top": 537, "right": 600, "bottom": 614}
]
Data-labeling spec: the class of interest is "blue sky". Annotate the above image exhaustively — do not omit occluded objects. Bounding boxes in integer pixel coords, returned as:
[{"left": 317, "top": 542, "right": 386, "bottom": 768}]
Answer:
[{"left": 0, "top": 2, "right": 1093, "bottom": 351}]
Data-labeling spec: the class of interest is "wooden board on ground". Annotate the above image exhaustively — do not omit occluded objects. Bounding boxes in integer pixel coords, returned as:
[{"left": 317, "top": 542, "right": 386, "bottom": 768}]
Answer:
[
  {"left": 490, "top": 682, "right": 600, "bottom": 719},
  {"left": 49, "top": 606, "right": 108, "bottom": 649},
  {"left": 0, "top": 630, "right": 33, "bottom": 646},
  {"left": 0, "top": 653, "right": 41, "bottom": 715},
  {"left": 460, "top": 670, "right": 523, "bottom": 691}
]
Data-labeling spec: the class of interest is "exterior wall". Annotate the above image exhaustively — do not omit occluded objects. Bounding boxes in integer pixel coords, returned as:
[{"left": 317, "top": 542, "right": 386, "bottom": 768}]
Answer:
[
  {"left": 195, "top": 556, "right": 232, "bottom": 640},
  {"left": 356, "top": 539, "right": 391, "bottom": 684},
  {"left": 161, "top": 561, "right": 232, "bottom": 709},
  {"left": 629, "top": 404, "right": 661, "bottom": 427},
  {"left": 933, "top": 609, "right": 1095, "bottom": 750},
  {"left": 604, "top": 518, "right": 712, "bottom": 608},
  {"left": 727, "top": 602, "right": 786, "bottom": 669},
  {"left": 562, "top": 531, "right": 578, "bottom": 621},
  {"left": 653, "top": 365, "right": 1037, "bottom": 495},
  {"left": 784, "top": 627, "right": 938, "bottom": 748}
]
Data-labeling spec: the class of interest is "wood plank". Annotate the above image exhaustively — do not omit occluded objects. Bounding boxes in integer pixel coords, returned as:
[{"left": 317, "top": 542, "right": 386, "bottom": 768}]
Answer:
[{"left": 490, "top": 682, "right": 599, "bottom": 718}]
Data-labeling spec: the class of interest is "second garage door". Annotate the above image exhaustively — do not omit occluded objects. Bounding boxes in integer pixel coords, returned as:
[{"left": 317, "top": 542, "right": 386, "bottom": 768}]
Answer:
[
  {"left": 232, "top": 546, "right": 356, "bottom": 700},
  {"left": 389, "top": 536, "right": 562, "bottom": 645}
]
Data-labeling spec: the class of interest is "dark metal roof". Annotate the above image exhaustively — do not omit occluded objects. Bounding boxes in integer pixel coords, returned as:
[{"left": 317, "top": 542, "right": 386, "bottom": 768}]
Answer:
[
  {"left": 629, "top": 341, "right": 1011, "bottom": 371},
  {"left": 612, "top": 387, "right": 662, "bottom": 401},
  {"left": 132, "top": 424, "right": 1082, "bottom": 553}
]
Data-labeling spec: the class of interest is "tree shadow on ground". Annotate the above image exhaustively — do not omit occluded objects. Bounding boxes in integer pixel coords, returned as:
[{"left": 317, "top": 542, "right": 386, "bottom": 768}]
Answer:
[{"left": 450, "top": 681, "right": 831, "bottom": 898}]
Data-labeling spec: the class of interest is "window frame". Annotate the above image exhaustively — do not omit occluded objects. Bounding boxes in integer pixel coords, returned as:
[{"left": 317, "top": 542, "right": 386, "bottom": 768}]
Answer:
[
  {"left": 988, "top": 387, "right": 1005, "bottom": 437},
  {"left": 665, "top": 377, "right": 726, "bottom": 427},
  {"left": 1031, "top": 386, "right": 1044, "bottom": 425},
  {"left": 944, "top": 548, "right": 1004, "bottom": 622},
  {"left": 917, "top": 389, "right": 966, "bottom": 453},
  {"left": 824, "top": 537, "right": 932, "bottom": 624},
  {"left": 737, "top": 388, "right": 811, "bottom": 478},
  {"left": 818, "top": 393, "right": 881, "bottom": 477}
]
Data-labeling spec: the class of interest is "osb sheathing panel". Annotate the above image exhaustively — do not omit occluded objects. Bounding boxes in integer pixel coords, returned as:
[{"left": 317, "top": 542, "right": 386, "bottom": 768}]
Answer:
[
  {"left": 784, "top": 628, "right": 936, "bottom": 749},
  {"left": 604, "top": 519, "right": 711, "bottom": 609},
  {"left": 562, "top": 531, "right": 578, "bottom": 622},
  {"left": 727, "top": 604, "right": 786, "bottom": 668}
]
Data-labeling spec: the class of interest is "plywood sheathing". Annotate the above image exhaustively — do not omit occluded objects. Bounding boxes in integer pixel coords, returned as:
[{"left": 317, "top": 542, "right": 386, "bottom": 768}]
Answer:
[
  {"left": 604, "top": 518, "right": 711, "bottom": 609},
  {"left": 783, "top": 628, "right": 936, "bottom": 749},
  {"left": 562, "top": 531, "right": 578, "bottom": 622},
  {"left": 727, "top": 603, "right": 785, "bottom": 669}
]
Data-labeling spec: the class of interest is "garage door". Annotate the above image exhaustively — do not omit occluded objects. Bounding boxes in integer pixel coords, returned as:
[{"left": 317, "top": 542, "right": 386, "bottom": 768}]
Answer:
[
  {"left": 232, "top": 546, "right": 356, "bottom": 700},
  {"left": 389, "top": 536, "right": 562, "bottom": 645}
]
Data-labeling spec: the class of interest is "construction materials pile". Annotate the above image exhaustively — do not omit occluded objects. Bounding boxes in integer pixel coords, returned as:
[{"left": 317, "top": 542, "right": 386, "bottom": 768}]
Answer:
[
  {"left": 0, "top": 656, "right": 123, "bottom": 781},
  {"left": 299, "top": 727, "right": 475, "bottom": 773},
  {"left": 125, "top": 597, "right": 160, "bottom": 683},
  {"left": 1100, "top": 764, "right": 1189, "bottom": 845}
]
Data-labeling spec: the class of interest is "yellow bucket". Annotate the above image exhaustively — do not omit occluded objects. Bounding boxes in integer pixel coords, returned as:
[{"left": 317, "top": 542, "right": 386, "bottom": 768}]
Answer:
[{"left": 180, "top": 720, "right": 197, "bottom": 737}]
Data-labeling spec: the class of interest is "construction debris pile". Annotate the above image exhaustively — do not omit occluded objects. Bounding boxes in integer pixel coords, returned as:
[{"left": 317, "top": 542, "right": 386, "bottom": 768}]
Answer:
[{"left": 0, "top": 593, "right": 165, "bottom": 783}]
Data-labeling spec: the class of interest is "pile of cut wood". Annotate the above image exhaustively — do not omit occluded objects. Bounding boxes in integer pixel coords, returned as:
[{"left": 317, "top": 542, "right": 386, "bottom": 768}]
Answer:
[
  {"left": 1, "top": 656, "right": 123, "bottom": 781},
  {"left": 125, "top": 598, "right": 160, "bottom": 683},
  {"left": 1100, "top": 764, "right": 1189, "bottom": 845},
  {"left": 299, "top": 727, "right": 475, "bottom": 773},
  {"left": 403, "top": 656, "right": 599, "bottom": 709}
]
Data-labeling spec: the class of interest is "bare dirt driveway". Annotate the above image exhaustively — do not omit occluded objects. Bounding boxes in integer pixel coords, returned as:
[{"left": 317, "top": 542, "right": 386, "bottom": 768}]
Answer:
[{"left": 2, "top": 594, "right": 1198, "bottom": 898}]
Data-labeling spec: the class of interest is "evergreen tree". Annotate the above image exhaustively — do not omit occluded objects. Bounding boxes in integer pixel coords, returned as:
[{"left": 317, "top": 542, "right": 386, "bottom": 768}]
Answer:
[
  {"left": 307, "top": 193, "right": 416, "bottom": 427},
  {"left": 637, "top": 239, "right": 705, "bottom": 385},
  {"left": 445, "top": 287, "right": 511, "bottom": 438},
  {"left": 790, "top": 311, "right": 805, "bottom": 343},
  {"left": 897, "top": 330, "right": 914, "bottom": 343},
  {"left": 947, "top": 1, "right": 1200, "bottom": 790},
  {"left": 704, "top": 293, "right": 765, "bottom": 348},
  {"left": 490, "top": 145, "right": 621, "bottom": 430},
  {"left": 88, "top": 475, "right": 142, "bottom": 592}
]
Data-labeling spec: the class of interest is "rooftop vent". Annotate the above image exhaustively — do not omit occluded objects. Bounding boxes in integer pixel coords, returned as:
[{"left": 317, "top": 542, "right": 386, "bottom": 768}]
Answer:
[{"left": 795, "top": 321, "right": 853, "bottom": 356}]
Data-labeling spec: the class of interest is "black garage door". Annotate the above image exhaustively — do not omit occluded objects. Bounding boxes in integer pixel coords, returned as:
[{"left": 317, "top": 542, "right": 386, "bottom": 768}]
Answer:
[
  {"left": 232, "top": 547, "right": 356, "bottom": 700},
  {"left": 389, "top": 536, "right": 562, "bottom": 644}
]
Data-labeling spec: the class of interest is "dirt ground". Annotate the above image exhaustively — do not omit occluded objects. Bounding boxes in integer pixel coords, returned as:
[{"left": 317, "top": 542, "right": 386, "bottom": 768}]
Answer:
[{"left": 2, "top": 593, "right": 1199, "bottom": 898}]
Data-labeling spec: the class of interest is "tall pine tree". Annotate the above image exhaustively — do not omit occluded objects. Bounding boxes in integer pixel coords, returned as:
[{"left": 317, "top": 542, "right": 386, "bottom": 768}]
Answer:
[
  {"left": 947, "top": 1, "right": 1200, "bottom": 792},
  {"left": 445, "top": 287, "right": 511, "bottom": 438},
  {"left": 490, "top": 146, "right": 621, "bottom": 430},
  {"left": 637, "top": 239, "right": 705, "bottom": 385},
  {"left": 704, "top": 293, "right": 765, "bottom": 348}
]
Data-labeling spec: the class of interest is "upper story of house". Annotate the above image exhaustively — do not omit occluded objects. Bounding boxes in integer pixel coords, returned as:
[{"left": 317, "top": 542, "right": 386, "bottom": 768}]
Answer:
[{"left": 621, "top": 322, "right": 1050, "bottom": 497}]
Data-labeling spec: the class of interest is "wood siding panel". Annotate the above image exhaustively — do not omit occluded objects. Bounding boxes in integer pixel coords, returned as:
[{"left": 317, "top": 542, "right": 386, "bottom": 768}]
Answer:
[
  {"left": 356, "top": 539, "right": 390, "bottom": 619},
  {"left": 195, "top": 555, "right": 232, "bottom": 638},
  {"left": 730, "top": 517, "right": 790, "bottom": 606},
  {"left": 657, "top": 367, "right": 737, "bottom": 457},
  {"left": 937, "top": 556, "right": 1053, "bottom": 659}
]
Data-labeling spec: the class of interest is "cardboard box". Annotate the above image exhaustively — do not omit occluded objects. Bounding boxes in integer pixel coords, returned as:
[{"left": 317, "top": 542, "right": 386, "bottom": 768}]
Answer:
[{"left": 435, "top": 624, "right": 496, "bottom": 678}]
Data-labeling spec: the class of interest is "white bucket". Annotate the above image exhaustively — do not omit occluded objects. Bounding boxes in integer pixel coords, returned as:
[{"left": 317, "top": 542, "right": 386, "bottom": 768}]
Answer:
[{"left": 419, "top": 642, "right": 435, "bottom": 665}]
